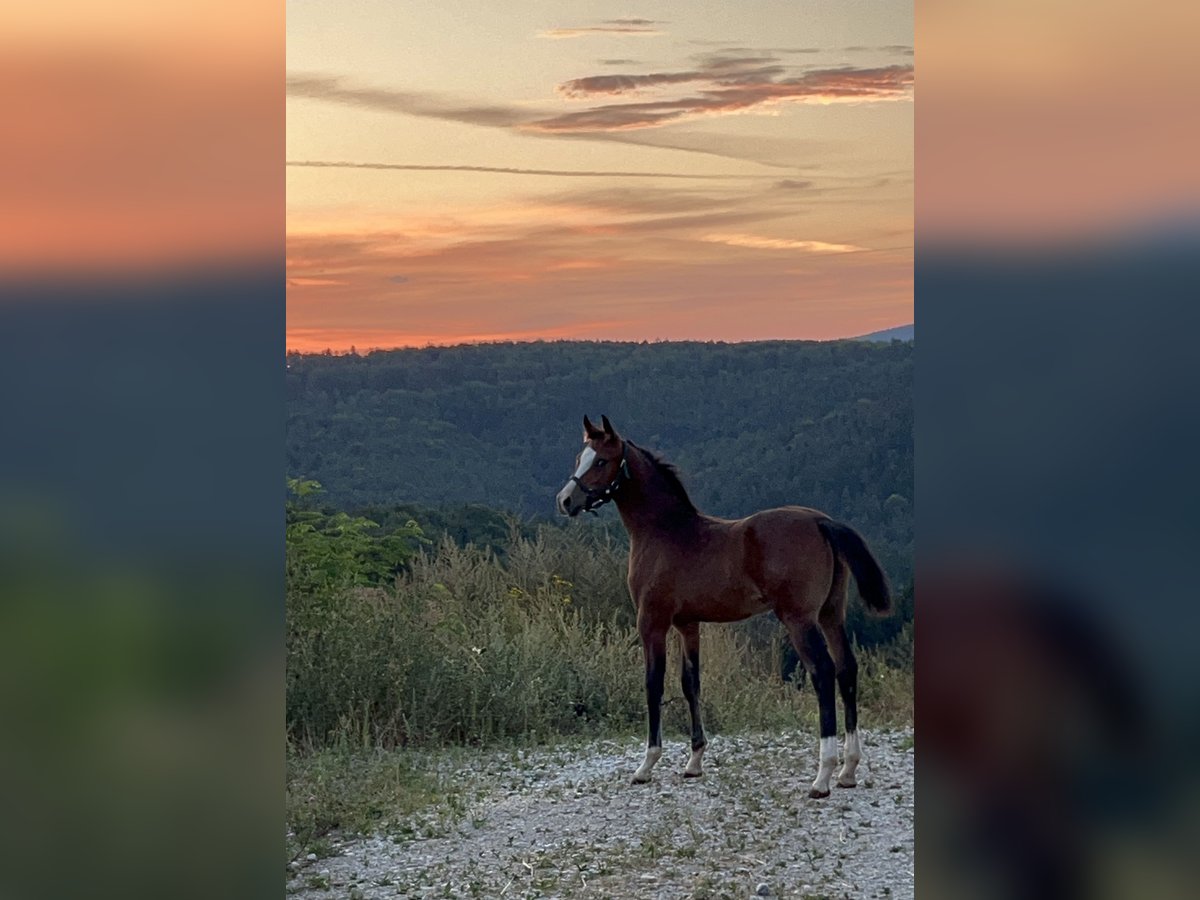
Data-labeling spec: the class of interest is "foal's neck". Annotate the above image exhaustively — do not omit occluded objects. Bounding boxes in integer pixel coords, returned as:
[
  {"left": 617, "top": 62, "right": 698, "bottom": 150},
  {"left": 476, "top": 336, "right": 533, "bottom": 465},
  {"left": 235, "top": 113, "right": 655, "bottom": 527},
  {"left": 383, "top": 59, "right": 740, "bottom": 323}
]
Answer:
[{"left": 615, "top": 443, "right": 700, "bottom": 540}]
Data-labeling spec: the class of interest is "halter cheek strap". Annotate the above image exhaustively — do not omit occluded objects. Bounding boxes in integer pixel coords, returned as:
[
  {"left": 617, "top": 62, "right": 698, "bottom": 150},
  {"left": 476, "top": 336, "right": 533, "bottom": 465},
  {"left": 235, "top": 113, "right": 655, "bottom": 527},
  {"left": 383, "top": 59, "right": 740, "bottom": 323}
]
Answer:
[{"left": 571, "top": 443, "right": 631, "bottom": 514}]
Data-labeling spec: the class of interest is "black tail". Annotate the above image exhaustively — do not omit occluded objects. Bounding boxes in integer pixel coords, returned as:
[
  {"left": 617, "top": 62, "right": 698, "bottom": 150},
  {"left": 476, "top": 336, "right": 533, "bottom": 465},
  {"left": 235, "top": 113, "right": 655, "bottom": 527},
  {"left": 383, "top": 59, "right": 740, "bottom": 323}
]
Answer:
[{"left": 818, "top": 519, "right": 892, "bottom": 615}]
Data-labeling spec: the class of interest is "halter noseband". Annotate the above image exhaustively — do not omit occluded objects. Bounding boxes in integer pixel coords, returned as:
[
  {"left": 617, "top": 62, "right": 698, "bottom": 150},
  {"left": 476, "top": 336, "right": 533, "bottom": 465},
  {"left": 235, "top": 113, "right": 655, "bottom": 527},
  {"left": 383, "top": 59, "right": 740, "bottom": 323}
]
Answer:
[{"left": 571, "top": 443, "right": 631, "bottom": 514}]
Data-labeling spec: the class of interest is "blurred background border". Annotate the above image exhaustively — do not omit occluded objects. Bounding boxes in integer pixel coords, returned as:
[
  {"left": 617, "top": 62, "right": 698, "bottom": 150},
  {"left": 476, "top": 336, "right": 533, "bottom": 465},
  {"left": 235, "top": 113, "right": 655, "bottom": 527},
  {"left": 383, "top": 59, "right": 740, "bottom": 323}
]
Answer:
[{"left": 2, "top": 2, "right": 1198, "bottom": 898}]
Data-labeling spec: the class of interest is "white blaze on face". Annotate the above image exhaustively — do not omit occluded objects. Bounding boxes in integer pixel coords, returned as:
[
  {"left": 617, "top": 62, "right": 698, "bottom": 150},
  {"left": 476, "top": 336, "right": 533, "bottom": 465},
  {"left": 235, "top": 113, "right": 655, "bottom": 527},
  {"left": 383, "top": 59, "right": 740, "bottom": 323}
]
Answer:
[
  {"left": 573, "top": 446, "right": 597, "bottom": 478},
  {"left": 556, "top": 446, "right": 597, "bottom": 514}
]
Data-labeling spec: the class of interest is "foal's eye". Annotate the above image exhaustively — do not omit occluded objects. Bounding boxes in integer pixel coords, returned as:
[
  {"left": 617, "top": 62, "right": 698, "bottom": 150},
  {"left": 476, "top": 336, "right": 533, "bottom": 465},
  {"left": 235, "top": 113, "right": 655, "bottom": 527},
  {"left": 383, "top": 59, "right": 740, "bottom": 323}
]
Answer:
[{"left": 595, "top": 458, "right": 607, "bottom": 468}]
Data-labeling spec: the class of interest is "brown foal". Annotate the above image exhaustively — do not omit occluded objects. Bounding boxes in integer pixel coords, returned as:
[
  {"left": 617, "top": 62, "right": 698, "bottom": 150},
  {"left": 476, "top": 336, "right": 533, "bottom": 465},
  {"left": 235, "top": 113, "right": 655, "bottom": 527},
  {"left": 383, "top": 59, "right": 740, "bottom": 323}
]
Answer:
[{"left": 556, "top": 415, "right": 892, "bottom": 797}]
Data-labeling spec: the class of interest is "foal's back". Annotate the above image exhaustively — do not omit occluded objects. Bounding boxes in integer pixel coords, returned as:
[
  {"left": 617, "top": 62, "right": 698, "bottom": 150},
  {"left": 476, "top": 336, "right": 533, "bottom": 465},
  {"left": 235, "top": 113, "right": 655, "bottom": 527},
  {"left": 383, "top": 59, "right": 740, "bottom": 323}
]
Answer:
[{"left": 630, "top": 505, "right": 835, "bottom": 624}]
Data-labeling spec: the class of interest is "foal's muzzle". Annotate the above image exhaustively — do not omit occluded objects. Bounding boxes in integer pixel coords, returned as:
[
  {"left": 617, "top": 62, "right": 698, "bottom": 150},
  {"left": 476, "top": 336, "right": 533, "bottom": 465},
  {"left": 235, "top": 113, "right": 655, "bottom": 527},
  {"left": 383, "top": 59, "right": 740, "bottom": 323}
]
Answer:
[{"left": 556, "top": 481, "right": 586, "bottom": 517}]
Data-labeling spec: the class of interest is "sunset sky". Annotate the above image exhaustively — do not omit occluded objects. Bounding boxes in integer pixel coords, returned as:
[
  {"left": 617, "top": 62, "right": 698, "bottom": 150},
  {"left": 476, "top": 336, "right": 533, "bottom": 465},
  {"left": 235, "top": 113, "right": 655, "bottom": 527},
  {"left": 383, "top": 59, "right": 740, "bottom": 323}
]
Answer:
[{"left": 287, "top": 1, "right": 912, "bottom": 351}]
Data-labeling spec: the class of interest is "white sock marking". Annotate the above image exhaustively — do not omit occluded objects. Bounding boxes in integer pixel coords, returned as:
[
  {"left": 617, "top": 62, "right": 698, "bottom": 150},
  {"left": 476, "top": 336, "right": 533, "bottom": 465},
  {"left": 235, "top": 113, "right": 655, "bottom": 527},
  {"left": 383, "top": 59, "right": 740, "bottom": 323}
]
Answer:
[
  {"left": 632, "top": 745, "right": 662, "bottom": 783},
  {"left": 838, "top": 730, "right": 862, "bottom": 787},
  {"left": 812, "top": 736, "right": 839, "bottom": 794}
]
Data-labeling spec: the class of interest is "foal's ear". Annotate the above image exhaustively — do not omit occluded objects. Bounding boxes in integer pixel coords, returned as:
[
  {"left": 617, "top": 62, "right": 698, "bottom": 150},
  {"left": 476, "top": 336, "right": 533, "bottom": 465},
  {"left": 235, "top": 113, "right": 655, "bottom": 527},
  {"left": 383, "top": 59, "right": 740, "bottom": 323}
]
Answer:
[
  {"left": 600, "top": 415, "right": 619, "bottom": 438},
  {"left": 583, "top": 414, "right": 605, "bottom": 440}
]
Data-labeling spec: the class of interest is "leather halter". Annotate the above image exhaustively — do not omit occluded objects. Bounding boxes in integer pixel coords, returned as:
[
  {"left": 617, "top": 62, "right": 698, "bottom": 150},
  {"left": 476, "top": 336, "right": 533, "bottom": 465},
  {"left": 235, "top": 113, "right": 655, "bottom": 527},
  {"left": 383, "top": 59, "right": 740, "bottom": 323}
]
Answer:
[{"left": 570, "top": 442, "right": 631, "bottom": 514}]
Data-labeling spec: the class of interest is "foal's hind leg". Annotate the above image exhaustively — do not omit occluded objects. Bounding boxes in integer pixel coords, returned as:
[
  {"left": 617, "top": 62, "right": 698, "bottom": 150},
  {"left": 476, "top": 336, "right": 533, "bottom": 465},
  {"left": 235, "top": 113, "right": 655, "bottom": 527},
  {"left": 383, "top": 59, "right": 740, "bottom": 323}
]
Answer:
[
  {"left": 782, "top": 616, "right": 839, "bottom": 798},
  {"left": 820, "top": 613, "right": 862, "bottom": 788},
  {"left": 677, "top": 622, "right": 707, "bottom": 777}
]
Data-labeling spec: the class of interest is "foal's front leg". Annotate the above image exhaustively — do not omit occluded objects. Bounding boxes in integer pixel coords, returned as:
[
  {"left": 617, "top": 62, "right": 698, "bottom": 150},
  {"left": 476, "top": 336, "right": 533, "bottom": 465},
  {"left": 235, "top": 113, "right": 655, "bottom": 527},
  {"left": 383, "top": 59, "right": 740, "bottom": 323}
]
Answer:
[{"left": 632, "top": 625, "right": 667, "bottom": 784}]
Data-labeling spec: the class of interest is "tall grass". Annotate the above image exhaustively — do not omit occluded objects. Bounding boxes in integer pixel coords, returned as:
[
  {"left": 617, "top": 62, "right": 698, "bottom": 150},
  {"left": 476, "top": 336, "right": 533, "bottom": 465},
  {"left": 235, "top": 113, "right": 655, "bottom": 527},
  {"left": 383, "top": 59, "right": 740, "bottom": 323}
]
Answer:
[{"left": 287, "top": 525, "right": 912, "bottom": 753}]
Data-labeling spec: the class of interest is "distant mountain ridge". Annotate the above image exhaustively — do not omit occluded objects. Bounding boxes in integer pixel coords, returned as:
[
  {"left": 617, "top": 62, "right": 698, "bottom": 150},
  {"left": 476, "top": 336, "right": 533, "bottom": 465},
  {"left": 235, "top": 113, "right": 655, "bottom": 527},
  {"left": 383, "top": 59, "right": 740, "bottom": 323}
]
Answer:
[{"left": 853, "top": 323, "right": 913, "bottom": 342}]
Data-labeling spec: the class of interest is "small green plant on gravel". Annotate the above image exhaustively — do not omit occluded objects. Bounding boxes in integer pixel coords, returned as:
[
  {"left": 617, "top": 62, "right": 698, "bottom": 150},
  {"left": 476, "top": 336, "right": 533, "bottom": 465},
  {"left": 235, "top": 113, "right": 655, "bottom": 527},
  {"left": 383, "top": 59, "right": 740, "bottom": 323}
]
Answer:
[
  {"left": 304, "top": 837, "right": 334, "bottom": 860},
  {"left": 285, "top": 742, "right": 446, "bottom": 857}
]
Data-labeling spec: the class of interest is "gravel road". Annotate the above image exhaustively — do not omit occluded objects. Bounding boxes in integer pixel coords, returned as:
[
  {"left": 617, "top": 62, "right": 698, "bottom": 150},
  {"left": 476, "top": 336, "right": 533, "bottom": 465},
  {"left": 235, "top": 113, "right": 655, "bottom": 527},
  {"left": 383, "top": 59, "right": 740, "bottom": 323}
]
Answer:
[{"left": 287, "top": 728, "right": 914, "bottom": 900}]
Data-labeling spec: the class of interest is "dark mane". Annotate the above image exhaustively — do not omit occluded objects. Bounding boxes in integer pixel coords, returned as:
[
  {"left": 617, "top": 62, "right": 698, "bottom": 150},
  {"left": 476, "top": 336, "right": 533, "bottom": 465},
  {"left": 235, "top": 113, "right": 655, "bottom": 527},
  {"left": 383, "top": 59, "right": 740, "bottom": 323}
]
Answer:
[{"left": 628, "top": 441, "right": 699, "bottom": 516}]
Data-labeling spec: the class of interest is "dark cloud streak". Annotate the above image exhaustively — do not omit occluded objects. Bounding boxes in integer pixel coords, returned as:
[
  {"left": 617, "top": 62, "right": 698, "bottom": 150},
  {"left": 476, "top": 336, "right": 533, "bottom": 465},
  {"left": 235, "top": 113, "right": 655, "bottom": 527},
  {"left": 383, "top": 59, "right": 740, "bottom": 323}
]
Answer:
[
  {"left": 559, "top": 64, "right": 788, "bottom": 98},
  {"left": 287, "top": 74, "right": 533, "bottom": 128},
  {"left": 532, "top": 66, "right": 914, "bottom": 132},
  {"left": 539, "top": 24, "right": 662, "bottom": 38},
  {"left": 560, "top": 71, "right": 707, "bottom": 97},
  {"left": 845, "top": 45, "right": 913, "bottom": 55}
]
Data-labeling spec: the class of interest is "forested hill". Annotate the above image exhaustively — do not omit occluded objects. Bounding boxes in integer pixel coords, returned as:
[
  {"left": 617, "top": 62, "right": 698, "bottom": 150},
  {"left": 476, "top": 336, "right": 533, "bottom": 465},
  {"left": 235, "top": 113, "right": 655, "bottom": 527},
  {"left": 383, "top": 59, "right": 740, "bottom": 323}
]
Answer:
[{"left": 286, "top": 339, "right": 912, "bottom": 582}]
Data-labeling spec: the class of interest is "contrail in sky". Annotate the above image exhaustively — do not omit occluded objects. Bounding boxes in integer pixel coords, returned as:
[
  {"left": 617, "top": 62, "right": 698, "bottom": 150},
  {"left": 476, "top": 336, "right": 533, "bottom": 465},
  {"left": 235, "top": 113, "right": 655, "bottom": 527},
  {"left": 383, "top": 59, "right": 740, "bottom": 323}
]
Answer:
[{"left": 287, "top": 160, "right": 763, "bottom": 180}]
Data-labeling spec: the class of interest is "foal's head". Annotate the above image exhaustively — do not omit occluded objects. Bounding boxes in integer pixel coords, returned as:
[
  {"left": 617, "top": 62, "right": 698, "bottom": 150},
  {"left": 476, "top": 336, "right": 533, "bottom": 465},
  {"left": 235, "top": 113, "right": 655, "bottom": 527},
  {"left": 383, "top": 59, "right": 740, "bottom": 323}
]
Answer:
[{"left": 555, "top": 415, "right": 628, "bottom": 517}]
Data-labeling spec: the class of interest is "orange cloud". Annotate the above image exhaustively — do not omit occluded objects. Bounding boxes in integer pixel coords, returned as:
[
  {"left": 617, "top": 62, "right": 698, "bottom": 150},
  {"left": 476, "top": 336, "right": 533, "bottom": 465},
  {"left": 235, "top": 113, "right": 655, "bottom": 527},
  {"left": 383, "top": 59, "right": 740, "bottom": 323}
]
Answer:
[
  {"left": 287, "top": 277, "right": 346, "bottom": 287},
  {"left": 286, "top": 227, "right": 911, "bottom": 353},
  {"left": 702, "top": 234, "right": 865, "bottom": 253}
]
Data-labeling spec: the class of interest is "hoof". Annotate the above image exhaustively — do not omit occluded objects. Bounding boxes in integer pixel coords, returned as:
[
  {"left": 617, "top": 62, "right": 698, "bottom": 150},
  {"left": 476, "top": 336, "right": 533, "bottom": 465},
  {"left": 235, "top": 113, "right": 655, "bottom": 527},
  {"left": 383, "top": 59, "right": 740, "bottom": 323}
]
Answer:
[
  {"left": 836, "top": 779, "right": 856, "bottom": 789},
  {"left": 808, "top": 787, "right": 830, "bottom": 799},
  {"left": 683, "top": 770, "right": 704, "bottom": 779},
  {"left": 631, "top": 774, "right": 651, "bottom": 785}
]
